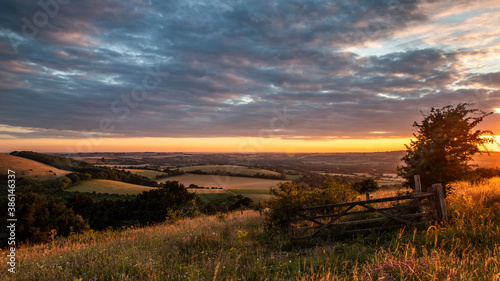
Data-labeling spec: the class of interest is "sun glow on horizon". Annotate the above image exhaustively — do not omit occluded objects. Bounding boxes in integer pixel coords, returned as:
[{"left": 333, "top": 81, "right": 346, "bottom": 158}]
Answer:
[
  {"left": 0, "top": 137, "right": 415, "bottom": 154},
  {"left": 1, "top": 135, "right": 499, "bottom": 154}
]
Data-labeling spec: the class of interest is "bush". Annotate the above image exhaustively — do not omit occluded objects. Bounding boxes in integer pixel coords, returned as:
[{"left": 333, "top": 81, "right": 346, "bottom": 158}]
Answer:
[
  {"left": 265, "top": 178, "right": 357, "bottom": 234},
  {"left": 353, "top": 178, "right": 380, "bottom": 194}
]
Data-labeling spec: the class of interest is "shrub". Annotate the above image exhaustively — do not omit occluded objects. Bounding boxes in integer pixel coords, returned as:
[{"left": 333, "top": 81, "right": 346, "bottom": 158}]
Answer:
[
  {"left": 265, "top": 178, "right": 357, "bottom": 234},
  {"left": 353, "top": 178, "right": 380, "bottom": 194}
]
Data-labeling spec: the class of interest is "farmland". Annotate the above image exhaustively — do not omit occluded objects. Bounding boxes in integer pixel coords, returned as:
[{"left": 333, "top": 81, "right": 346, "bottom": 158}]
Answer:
[
  {"left": 124, "top": 169, "right": 167, "bottom": 180},
  {"left": 65, "top": 179, "right": 156, "bottom": 195},
  {"left": 0, "top": 153, "right": 69, "bottom": 180},
  {"left": 157, "top": 174, "right": 286, "bottom": 202},
  {"left": 178, "top": 165, "right": 281, "bottom": 177},
  {"left": 158, "top": 174, "right": 288, "bottom": 190}
]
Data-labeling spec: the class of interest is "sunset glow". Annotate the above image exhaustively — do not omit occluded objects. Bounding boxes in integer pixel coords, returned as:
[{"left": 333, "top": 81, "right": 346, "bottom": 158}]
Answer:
[{"left": 0, "top": 136, "right": 499, "bottom": 154}]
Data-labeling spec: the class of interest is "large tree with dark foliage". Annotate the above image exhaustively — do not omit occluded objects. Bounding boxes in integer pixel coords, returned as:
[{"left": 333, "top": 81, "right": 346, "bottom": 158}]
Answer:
[{"left": 398, "top": 103, "right": 497, "bottom": 197}]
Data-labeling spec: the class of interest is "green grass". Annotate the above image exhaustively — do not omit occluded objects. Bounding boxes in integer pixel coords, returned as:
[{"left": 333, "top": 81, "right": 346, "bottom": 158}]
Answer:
[
  {"left": 228, "top": 189, "right": 270, "bottom": 194},
  {"left": 285, "top": 174, "right": 301, "bottom": 181},
  {"left": 124, "top": 169, "right": 168, "bottom": 180},
  {"left": 178, "top": 165, "right": 281, "bottom": 177},
  {"left": 3, "top": 178, "right": 500, "bottom": 280},
  {"left": 195, "top": 193, "right": 232, "bottom": 203},
  {"left": 65, "top": 179, "right": 156, "bottom": 195},
  {"left": 244, "top": 194, "right": 273, "bottom": 202},
  {"left": 158, "top": 174, "right": 288, "bottom": 190}
]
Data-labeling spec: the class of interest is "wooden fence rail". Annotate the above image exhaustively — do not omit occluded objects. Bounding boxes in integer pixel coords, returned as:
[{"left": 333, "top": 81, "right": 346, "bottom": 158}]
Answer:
[{"left": 287, "top": 183, "right": 447, "bottom": 240}]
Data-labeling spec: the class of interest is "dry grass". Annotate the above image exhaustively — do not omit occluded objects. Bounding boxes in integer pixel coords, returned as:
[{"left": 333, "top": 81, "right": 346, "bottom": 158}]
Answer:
[
  {"left": 2, "top": 178, "right": 499, "bottom": 280},
  {"left": 0, "top": 153, "right": 69, "bottom": 180}
]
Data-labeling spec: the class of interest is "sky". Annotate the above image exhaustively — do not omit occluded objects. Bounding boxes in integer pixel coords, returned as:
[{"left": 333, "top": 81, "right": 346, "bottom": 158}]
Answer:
[{"left": 1, "top": 0, "right": 500, "bottom": 153}]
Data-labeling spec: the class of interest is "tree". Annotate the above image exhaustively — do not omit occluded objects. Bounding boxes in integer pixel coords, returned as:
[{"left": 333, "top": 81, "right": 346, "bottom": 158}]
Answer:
[
  {"left": 353, "top": 178, "right": 380, "bottom": 194},
  {"left": 397, "top": 103, "right": 497, "bottom": 197}
]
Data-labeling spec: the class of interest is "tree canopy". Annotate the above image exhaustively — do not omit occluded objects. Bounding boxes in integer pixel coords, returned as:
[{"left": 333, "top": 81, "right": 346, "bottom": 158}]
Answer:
[{"left": 397, "top": 103, "right": 497, "bottom": 196}]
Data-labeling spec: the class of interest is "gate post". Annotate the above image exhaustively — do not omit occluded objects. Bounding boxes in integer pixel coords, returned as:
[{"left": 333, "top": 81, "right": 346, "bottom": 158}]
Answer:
[{"left": 430, "top": 183, "right": 448, "bottom": 224}]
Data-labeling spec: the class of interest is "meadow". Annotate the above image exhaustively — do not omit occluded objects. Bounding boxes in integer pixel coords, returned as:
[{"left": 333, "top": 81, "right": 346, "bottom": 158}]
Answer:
[
  {"left": 2, "top": 178, "right": 499, "bottom": 280},
  {"left": 65, "top": 179, "right": 156, "bottom": 195}
]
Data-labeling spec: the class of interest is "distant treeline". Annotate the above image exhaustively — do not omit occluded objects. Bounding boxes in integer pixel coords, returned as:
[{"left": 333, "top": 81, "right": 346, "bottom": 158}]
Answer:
[
  {"left": 156, "top": 168, "right": 186, "bottom": 179},
  {"left": 186, "top": 169, "right": 287, "bottom": 180}
]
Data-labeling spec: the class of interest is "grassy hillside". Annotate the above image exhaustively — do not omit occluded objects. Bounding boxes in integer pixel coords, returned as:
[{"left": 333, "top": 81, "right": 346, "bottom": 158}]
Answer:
[
  {"left": 65, "top": 179, "right": 156, "bottom": 195},
  {"left": 0, "top": 153, "right": 69, "bottom": 180},
  {"left": 124, "top": 169, "right": 168, "bottom": 180},
  {"left": 3, "top": 178, "right": 499, "bottom": 280},
  {"left": 179, "top": 165, "right": 281, "bottom": 176}
]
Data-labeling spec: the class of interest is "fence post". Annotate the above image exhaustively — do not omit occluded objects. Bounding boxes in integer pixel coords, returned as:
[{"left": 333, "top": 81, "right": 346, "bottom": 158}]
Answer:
[
  {"left": 430, "top": 183, "right": 448, "bottom": 224},
  {"left": 414, "top": 175, "right": 423, "bottom": 213},
  {"left": 414, "top": 175, "right": 422, "bottom": 193}
]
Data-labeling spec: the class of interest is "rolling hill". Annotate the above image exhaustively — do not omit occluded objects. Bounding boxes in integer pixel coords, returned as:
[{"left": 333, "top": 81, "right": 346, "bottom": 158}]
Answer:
[
  {"left": 0, "top": 153, "right": 69, "bottom": 180},
  {"left": 65, "top": 179, "right": 157, "bottom": 195}
]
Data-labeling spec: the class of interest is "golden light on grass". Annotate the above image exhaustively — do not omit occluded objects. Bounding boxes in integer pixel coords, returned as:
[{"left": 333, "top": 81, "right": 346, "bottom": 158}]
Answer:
[{"left": 2, "top": 178, "right": 500, "bottom": 280}]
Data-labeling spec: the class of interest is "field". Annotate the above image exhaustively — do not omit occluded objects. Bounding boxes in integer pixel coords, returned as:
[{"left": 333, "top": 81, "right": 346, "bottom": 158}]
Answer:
[
  {"left": 193, "top": 192, "right": 232, "bottom": 203},
  {"left": 0, "top": 153, "right": 69, "bottom": 180},
  {"left": 178, "top": 165, "right": 281, "bottom": 177},
  {"left": 159, "top": 174, "right": 288, "bottom": 190},
  {"left": 160, "top": 174, "right": 288, "bottom": 201},
  {"left": 124, "top": 169, "right": 168, "bottom": 180},
  {"left": 4, "top": 178, "right": 500, "bottom": 280},
  {"left": 228, "top": 189, "right": 272, "bottom": 201},
  {"left": 65, "top": 179, "right": 156, "bottom": 195}
]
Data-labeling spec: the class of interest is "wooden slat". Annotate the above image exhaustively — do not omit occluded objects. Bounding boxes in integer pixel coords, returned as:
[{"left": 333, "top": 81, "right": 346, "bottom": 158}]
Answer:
[
  {"left": 358, "top": 203, "right": 415, "bottom": 226},
  {"left": 294, "top": 212, "right": 430, "bottom": 232},
  {"left": 295, "top": 192, "right": 434, "bottom": 211},
  {"left": 307, "top": 204, "right": 358, "bottom": 238},
  {"left": 290, "top": 202, "right": 429, "bottom": 223}
]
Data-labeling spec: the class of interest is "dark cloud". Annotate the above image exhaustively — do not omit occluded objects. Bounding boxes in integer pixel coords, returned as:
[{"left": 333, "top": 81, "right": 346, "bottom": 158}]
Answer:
[{"left": 0, "top": 0, "right": 499, "bottom": 142}]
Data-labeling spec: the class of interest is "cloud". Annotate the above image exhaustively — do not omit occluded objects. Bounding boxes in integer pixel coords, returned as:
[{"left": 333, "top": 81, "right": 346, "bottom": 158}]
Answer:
[{"left": 0, "top": 0, "right": 499, "bottom": 143}]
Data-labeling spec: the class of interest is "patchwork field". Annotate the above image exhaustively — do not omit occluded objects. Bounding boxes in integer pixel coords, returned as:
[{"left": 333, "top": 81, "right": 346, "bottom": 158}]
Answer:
[
  {"left": 178, "top": 165, "right": 281, "bottom": 176},
  {"left": 0, "top": 153, "right": 69, "bottom": 180},
  {"left": 158, "top": 174, "right": 288, "bottom": 190},
  {"left": 124, "top": 169, "right": 168, "bottom": 180},
  {"left": 65, "top": 179, "right": 156, "bottom": 195}
]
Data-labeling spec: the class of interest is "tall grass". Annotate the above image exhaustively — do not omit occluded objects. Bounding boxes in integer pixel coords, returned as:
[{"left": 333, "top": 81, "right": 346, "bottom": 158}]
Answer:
[{"left": 1, "top": 178, "right": 499, "bottom": 280}]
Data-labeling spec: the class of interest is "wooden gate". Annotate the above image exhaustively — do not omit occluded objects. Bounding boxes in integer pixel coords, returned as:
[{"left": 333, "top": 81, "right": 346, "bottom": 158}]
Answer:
[{"left": 287, "top": 183, "right": 447, "bottom": 240}]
